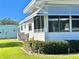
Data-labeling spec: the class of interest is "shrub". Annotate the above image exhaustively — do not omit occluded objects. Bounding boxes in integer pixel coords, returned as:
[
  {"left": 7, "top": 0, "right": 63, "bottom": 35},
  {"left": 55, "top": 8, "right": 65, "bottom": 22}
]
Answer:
[
  {"left": 41, "top": 40, "right": 69, "bottom": 54},
  {"left": 24, "top": 40, "right": 79, "bottom": 54},
  {"left": 68, "top": 40, "right": 79, "bottom": 53},
  {"left": 24, "top": 40, "right": 45, "bottom": 53},
  {"left": 24, "top": 40, "right": 69, "bottom": 54}
]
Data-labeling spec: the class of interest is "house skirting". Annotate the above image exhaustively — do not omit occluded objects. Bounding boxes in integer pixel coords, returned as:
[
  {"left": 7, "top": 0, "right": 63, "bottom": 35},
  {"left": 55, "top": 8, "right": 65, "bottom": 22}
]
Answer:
[
  {"left": 45, "top": 32, "right": 79, "bottom": 40},
  {"left": 33, "top": 32, "right": 79, "bottom": 41}
]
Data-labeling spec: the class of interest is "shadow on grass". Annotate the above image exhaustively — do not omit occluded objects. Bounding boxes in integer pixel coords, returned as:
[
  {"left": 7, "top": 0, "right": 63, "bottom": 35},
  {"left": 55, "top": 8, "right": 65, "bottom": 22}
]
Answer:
[{"left": 0, "top": 42, "right": 23, "bottom": 48}]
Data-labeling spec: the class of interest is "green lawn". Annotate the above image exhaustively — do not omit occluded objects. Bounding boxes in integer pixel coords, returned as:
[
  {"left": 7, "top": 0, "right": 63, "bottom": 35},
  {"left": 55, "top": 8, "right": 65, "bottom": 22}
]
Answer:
[{"left": 0, "top": 39, "right": 79, "bottom": 59}]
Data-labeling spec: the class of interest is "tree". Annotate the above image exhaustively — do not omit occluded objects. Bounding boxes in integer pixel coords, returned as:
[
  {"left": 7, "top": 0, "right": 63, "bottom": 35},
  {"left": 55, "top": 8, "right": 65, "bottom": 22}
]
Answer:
[{"left": 0, "top": 18, "right": 18, "bottom": 25}]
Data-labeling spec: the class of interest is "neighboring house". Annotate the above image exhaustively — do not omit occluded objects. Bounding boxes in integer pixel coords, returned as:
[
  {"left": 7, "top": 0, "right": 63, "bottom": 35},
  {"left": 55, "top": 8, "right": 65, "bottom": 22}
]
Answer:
[
  {"left": 0, "top": 25, "right": 18, "bottom": 39},
  {"left": 19, "top": 0, "right": 79, "bottom": 41}
]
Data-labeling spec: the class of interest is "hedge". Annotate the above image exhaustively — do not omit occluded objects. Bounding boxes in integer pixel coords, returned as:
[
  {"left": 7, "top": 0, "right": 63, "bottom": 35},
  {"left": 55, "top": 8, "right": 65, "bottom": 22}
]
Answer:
[
  {"left": 42, "top": 40, "right": 69, "bottom": 54},
  {"left": 68, "top": 40, "right": 79, "bottom": 53},
  {"left": 24, "top": 40, "right": 69, "bottom": 54},
  {"left": 23, "top": 40, "right": 79, "bottom": 54}
]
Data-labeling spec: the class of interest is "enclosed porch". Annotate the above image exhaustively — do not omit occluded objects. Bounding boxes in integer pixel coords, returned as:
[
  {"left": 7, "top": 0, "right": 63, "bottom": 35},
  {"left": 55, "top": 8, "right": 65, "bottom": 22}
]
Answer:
[{"left": 34, "top": 15, "right": 79, "bottom": 40}]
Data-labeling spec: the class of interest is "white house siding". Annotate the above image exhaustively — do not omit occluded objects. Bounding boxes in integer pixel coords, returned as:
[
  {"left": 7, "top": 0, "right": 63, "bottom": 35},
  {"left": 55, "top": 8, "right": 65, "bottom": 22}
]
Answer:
[
  {"left": 20, "top": 22, "right": 29, "bottom": 34},
  {"left": 20, "top": 24, "right": 25, "bottom": 33},
  {"left": 28, "top": 20, "right": 34, "bottom": 39},
  {"left": 34, "top": 32, "right": 45, "bottom": 41},
  {"left": 0, "top": 25, "right": 18, "bottom": 39},
  {"left": 24, "top": 23, "right": 29, "bottom": 34},
  {"left": 19, "top": 18, "right": 34, "bottom": 40},
  {"left": 22, "top": 23, "right": 29, "bottom": 34}
]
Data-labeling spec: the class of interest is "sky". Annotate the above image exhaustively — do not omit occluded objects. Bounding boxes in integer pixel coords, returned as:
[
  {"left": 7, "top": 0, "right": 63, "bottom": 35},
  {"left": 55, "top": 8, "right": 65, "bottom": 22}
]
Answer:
[{"left": 0, "top": 0, "right": 31, "bottom": 21}]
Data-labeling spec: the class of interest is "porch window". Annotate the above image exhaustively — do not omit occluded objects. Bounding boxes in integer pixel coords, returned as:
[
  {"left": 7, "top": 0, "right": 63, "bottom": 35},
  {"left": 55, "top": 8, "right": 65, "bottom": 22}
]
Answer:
[
  {"left": 60, "top": 16, "right": 69, "bottom": 32},
  {"left": 72, "top": 16, "right": 79, "bottom": 32},
  {"left": 49, "top": 19, "right": 59, "bottom": 32},
  {"left": 21, "top": 25, "right": 23, "bottom": 31},
  {"left": 34, "top": 16, "right": 44, "bottom": 32},
  {"left": 48, "top": 16, "right": 70, "bottom": 32},
  {"left": 29, "top": 23, "right": 32, "bottom": 31}
]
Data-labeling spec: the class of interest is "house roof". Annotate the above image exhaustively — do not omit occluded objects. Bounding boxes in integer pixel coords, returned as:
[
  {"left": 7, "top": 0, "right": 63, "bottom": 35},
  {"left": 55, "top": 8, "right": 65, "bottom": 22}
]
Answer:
[
  {"left": 45, "top": 0, "right": 79, "bottom": 4},
  {"left": 23, "top": 0, "right": 79, "bottom": 13},
  {"left": 19, "top": 8, "right": 41, "bottom": 24},
  {"left": 38, "top": 4, "right": 79, "bottom": 16},
  {"left": 23, "top": 0, "right": 36, "bottom": 13},
  {"left": 20, "top": 0, "right": 79, "bottom": 24}
]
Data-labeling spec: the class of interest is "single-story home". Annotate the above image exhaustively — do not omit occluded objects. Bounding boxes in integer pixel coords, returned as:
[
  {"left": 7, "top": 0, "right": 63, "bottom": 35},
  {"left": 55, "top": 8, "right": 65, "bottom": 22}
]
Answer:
[
  {"left": 18, "top": 0, "right": 79, "bottom": 41},
  {"left": 0, "top": 25, "right": 18, "bottom": 39}
]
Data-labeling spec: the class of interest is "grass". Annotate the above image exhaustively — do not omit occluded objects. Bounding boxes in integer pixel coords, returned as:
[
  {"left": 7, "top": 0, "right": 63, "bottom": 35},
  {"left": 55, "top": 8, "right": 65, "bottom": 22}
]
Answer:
[{"left": 0, "top": 39, "right": 79, "bottom": 59}]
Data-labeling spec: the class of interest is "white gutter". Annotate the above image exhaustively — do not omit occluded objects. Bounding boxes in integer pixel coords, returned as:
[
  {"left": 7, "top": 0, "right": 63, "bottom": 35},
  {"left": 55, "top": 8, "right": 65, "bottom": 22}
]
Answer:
[{"left": 19, "top": 8, "right": 41, "bottom": 24}]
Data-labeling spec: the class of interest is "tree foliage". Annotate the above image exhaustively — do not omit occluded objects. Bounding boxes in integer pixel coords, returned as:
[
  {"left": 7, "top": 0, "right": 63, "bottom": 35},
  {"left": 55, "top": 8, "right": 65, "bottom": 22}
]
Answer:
[{"left": 0, "top": 18, "right": 18, "bottom": 25}]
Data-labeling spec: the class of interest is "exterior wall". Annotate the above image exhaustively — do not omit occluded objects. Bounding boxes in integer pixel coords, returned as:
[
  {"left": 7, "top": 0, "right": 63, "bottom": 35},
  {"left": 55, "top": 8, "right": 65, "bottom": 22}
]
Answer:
[
  {"left": 20, "top": 16, "right": 47, "bottom": 41},
  {"left": 45, "top": 15, "right": 79, "bottom": 40},
  {"left": 34, "top": 32, "right": 45, "bottom": 41},
  {"left": 20, "top": 18, "right": 34, "bottom": 40},
  {"left": 22, "top": 23, "right": 29, "bottom": 34},
  {"left": 20, "top": 23, "right": 29, "bottom": 34},
  {"left": 45, "top": 32, "right": 79, "bottom": 40},
  {"left": 20, "top": 24, "right": 25, "bottom": 33},
  {"left": 20, "top": 15, "right": 79, "bottom": 41},
  {"left": 25, "top": 23, "right": 29, "bottom": 34},
  {"left": 28, "top": 19, "right": 34, "bottom": 39},
  {"left": 0, "top": 25, "right": 18, "bottom": 39},
  {"left": 33, "top": 16, "right": 48, "bottom": 41}
]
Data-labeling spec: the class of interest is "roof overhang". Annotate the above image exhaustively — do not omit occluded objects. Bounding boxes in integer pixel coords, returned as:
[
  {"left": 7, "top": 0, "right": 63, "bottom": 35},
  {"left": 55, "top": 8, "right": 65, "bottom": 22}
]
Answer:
[
  {"left": 45, "top": 0, "right": 79, "bottom": 4},
  {"left": 21, "top": 0, "right": 79, "bottom": 24},
  {"left": 23, "top": 0, "right": 79, "bottom": 14},
  {"left": 23, "top": 0, "right": 36, "bottom": 13},
  {"left": 19, "top": 8, "right": 41, "bottom": 24},
  {"left": 40, "top": 0, "right": 79, "bottom": 4}
]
